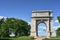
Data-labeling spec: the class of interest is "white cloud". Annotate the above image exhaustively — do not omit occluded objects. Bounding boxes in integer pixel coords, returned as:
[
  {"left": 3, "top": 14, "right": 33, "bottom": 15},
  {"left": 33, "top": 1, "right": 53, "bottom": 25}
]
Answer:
[
  {"left": 0, "top": 16, "right": 7, "bottom": 19},
  {"left": 38, "top": 26, "right": 46, "bottom": 29},
  {"left": 28, "top": 22, "right": 31, "bottom": 25},
  {"left": 38, "top": 31, "right": 41, "bottom": 32},
  {"left": 53, "top": 25, "right": 60, "bottom": 30},
  {"left": 54, "top": 20, "right": 59, "bottom": 23}
]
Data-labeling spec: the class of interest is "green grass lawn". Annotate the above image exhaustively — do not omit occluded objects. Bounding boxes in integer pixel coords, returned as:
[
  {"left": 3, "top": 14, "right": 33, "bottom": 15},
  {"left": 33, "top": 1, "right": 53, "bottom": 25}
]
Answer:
[
  {"left": 43, "top": 38, "right": 60, "bottom": 40},
  {"left": 43, "top": 37, "right": 60, "bottom": 40},
  {"left": 0, "top": 36, "right": 34, "bottom": 40}
]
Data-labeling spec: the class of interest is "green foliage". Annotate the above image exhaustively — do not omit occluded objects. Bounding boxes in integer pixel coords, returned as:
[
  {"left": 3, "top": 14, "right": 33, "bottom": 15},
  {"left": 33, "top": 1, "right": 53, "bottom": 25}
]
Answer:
[
  {"left": 0, "top": 18, "right": 31, "bottom": 38},
  {"left": 57, "top": 16, "right": 60, "bottom": 23},
  {"left": 56, "top": 16, "right": 60, "bottom": 37},
  {"left": 0, "top": 18, "right": 5, "bottom": 38},
  {"left": 56, "top": 28, "right": 60, "bottom": 37}
]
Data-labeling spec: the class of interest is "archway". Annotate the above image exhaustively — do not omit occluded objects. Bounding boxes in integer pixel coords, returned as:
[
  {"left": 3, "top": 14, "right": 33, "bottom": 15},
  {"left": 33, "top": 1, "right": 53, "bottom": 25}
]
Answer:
[
  {"left": 30, "top": 10, "right": 53, "bottom": 38},
  {"left": 38, "top": 23, "right": 46, "bottom": 37}
]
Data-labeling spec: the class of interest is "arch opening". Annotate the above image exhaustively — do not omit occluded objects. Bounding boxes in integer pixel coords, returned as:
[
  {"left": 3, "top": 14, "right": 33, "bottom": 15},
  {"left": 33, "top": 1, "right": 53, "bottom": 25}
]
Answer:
[{"left": 37, "top": 23, "right": 46, "bottom": 37}]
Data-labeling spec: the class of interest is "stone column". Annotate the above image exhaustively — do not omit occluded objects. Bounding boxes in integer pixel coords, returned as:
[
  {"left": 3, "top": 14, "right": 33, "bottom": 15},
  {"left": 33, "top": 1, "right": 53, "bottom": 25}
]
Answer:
[
  {"left": 50, "top": 20, "right": 53, "bottom": 37},
  {"left": 30, "top": 19, "right": 37, "bottom": 38},
  {"left": 45, "top": 21, "right": 50, "bottom": 38}
]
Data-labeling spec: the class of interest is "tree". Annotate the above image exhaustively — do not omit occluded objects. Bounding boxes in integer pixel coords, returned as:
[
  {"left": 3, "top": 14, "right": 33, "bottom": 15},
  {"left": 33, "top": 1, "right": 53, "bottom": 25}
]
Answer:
[
  {"left": 0, "top": 18, "right": 31, "bottom": 38},
  {"left": 0, "top": 18, "right": 5, "bottom": 38},
  {"left": 14, "top": 19, "right": 31, "bottom": 37},
  {"left": 56, "top": 28, "right": 60, "bottom": 37},
  {"left": 56, "top": 16, "right": 60, "bottom": 37},
  {"left": 57, "top": 16, "right": 60, "bottom": 23}
]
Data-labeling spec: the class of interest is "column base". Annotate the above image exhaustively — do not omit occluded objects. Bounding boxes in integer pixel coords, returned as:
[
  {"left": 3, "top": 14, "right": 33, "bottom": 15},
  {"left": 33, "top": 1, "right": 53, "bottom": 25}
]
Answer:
[{"left": 46, "top": 36, "right": 50, "bottom": 38}]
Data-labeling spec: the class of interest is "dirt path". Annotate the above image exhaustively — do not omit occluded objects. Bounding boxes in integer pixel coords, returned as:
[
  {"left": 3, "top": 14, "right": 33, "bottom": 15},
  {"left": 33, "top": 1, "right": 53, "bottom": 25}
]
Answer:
[{"left": 35, "top": 37, "right": 45, "bottom": 40}]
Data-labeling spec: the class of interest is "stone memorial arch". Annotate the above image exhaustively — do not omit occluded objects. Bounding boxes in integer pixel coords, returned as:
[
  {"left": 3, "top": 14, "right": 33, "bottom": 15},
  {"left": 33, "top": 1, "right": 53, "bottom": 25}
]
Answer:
[{"left": 30, "top": 10, "right": 53, "bottom": 38}]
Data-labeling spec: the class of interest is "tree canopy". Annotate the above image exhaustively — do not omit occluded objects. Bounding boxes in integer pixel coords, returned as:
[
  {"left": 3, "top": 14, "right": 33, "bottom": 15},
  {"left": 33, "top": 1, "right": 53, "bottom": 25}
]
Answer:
[
  {"left": 57, "top": 16, "right": 60, "bottom": 23},
  {"left": 0, "top": 18, "right": 31, "bottom": 38}
]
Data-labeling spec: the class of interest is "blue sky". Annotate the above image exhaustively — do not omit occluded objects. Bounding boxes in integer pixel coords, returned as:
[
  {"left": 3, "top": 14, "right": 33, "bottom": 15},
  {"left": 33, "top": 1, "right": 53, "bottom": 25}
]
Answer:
[{"left": 0, "top": 0, "right": 60, "bottom": 36}]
